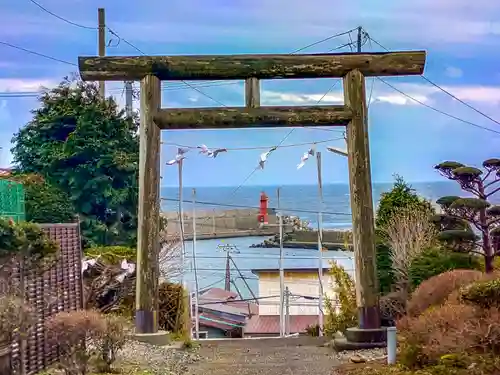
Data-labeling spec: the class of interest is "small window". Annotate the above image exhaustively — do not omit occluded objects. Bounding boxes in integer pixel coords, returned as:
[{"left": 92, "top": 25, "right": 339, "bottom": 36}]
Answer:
[{"left": 198, "top": 331, "right": 208, "bottom": 339}]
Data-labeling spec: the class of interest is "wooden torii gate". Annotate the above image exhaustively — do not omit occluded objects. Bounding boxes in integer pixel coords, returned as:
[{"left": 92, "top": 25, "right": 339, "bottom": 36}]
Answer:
[{"left": 78, "top": 50, "right": 426, "bottom": 341}]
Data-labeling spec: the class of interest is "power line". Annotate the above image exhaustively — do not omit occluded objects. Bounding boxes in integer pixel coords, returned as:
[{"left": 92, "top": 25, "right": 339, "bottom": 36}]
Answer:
[
  {"left": 27, "top": 0, "right": 228, "bottom": 106},
  {"left": 229, "top": 80, "right": 341, "bottom": 196},
  {"left": 21, "top": 3, "right": 358, "bottom": 117},
  {"left": 420, "top": 75, "right": 500, "bottom": 127},
  {"left": 160, "top": 196, "right": 352, "bottom": 216},
  {"left": 198, "top": 294, "right": 280, "bottom": 305},
  {"left": 0, "top": 41, "right": 77, "bottom": 66},
  {"left": 161, "top": 136, "right": 344, "bottom": 152},
  {"left": 377, "top": 78, "right": 500, "bottom": 135},
  {"left": 186, "top": 255, "right": 353, "bottom": 260},
  {"left": 28, "top": 0, "right": 96, "bottom": 29},
  {"left": 365, "top": 32, "right": 500, "bottom": 130},
  {"left": 290, "top": 28, "right": 357, "bottom": 53}
]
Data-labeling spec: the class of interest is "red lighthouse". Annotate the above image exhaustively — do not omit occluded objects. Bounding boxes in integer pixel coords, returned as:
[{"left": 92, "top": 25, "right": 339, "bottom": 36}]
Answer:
[{"left": 258, "top": 192, "right": 269, "bottom": 224}]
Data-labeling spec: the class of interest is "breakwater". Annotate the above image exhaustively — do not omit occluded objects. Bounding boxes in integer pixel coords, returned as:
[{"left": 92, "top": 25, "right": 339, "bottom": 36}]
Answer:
[
  {"left": 163, "top": 208, "right": 281, "bottom": 239},
  {"left": 250, "top": 230, "right": 353, "bottom": 251},
  {"left": 162, "top": 208, "right": 353, "bottom": 249}
]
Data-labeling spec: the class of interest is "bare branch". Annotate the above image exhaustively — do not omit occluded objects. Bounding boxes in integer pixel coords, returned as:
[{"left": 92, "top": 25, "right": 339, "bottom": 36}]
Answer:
[
  {"left": 384, "top": 207, "right": 437, "bottom": 293},
  {"left": 484, "top": 178, "right": 500, "bottom": 189},
  {"left": 486, "top": 184, "right": 500, "bottom": 198},
  {"left": 482, "top": 169, "right": 493, "bottom": 183},
  {"left": 158, "top": 230, "right": 183, "bottom": 281}
]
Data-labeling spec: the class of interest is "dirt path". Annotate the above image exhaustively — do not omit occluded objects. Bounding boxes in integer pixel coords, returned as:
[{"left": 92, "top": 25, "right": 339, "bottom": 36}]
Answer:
[{"left": 186, "top": 338, "right": 340, "bottom": 375}]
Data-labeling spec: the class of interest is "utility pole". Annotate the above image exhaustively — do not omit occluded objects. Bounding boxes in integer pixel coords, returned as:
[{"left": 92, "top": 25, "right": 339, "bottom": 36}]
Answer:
[
  {"left": 285, "top": 286, "right": 290, "bottom": 336},
  {"left": 218, "top": 244, "right": 239, "bottom": 291},
  {"left": 125, "top": 81, "right": 133, "bottom": 117},
  {"left": 277, "top": 187, "right": 285, "bottom": 337},
  {"left": 191, "top": 188, "right": 200, "bottom": 340},
  {"left": 356, "top": 26, "right": 363, "bottom": 53},
  {"left": 178, "top": 159, "right": 185, "bottom": 286},
  {"left": 98, "top": 8, "right": 106, "bottom": 98},
  {"left": 316, "top": 151, "right": 324, "bottom": 336}
]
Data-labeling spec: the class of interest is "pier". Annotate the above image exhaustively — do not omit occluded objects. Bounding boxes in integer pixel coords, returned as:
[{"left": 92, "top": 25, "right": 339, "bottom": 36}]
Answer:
[
  {"left": 162, "top": 208, "right": 284, "bottom": 239},
  {"left": 162, "top": 208, "right": 353, "bottom": 250}
]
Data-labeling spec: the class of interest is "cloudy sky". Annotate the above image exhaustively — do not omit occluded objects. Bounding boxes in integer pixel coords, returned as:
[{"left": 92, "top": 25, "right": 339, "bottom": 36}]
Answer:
[{"left": 1, "top": 0, "right": 500, "bottom": 187}]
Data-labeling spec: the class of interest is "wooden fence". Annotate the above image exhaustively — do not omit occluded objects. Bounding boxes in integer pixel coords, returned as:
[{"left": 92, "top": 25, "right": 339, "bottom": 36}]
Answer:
[{"left": 1, "top": 223, "right": 83, "bottom": 375}]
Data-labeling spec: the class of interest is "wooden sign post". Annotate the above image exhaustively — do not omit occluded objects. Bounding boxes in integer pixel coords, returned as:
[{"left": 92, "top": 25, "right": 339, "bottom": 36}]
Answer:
[{"left": 78, "top": 50, "right": 426, "bottom": 343}]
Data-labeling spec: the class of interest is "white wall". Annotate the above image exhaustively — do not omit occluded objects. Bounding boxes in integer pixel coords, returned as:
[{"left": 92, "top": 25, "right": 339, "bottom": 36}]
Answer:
[{"left": 257, "top": 272, "right": 337, "bottom": 315}]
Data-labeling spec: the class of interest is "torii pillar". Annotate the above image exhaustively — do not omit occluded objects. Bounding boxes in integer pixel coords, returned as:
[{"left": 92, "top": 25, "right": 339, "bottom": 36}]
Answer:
[{"left": 77, "top": 50, "right": 426, "bottom": 346}]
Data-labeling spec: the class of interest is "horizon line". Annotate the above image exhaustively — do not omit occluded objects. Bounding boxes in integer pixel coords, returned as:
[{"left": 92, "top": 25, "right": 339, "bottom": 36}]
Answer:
[{"left": 160, "top": 180, "right": 451, "bottom": 188}]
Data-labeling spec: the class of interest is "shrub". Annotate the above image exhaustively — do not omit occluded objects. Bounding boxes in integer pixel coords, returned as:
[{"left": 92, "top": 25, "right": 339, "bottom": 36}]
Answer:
[
  {"left": 383, "top": 206, "right": 437, "bottom": 293},
  {"left": 376, "top": 235, "right": 395, "bottom": 294},
  {"left": 0, "top": 218, "right": 59, "bottom": 267},
  {"left": 375, "top": 175, "right": 435, "bottom": 293},
  {"left": 324, "top": 262, "right": 357, "bottom": 336},
  {"left": 158, "top": 281, "right": 187, "bottom": 334},
  {"left": 84, "top": 246, "right": 136, "bottom": 263},
  {"left": 305, "top": 324, "right": 320, "bottom": 337},
  {"left": 460, "top": 278, "right": 500, "bottom": 309},
  {"left": 398, "top": 304, "right": 500, "bottom": 369},
  {"left": 379, "top": 290, "right": 407, "bottom": 327},
  {"left": 398, "top": 303, "right": 478, "bottom": 368},
  {"left": 95, "top": 314, "right": 129, "bottom": 372},
  {"left": 0, "top": 295, "right": 35, "bottom": 343},
  {"left": 409, "top": 247, "right": 482, "bottom": 289},
  {"left": 46, "top": 310, "right": 106, "bottom": 375},
  {"left": 407, "top": 269, "right": 487, "bottom": 317},
  {"left": 334, "top": 354, "right": 500, "bottom": 375}
]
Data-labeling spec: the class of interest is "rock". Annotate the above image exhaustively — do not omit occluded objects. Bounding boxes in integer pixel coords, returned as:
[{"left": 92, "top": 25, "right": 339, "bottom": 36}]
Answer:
[
  {"left": 350, "top": 355, "right": 367, "bottom": 363},
  {"left": 323, "top": 339, "right": 335, "bottom": 348}
]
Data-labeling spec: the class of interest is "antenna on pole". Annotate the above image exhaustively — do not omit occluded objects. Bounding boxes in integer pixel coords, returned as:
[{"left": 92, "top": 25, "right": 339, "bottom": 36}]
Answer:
[
  {"left": 356, "top": 26, "right": 363, "bottom": 53},
  {"left": 217, "top": 243, "right": 239, "bottom": 291}
]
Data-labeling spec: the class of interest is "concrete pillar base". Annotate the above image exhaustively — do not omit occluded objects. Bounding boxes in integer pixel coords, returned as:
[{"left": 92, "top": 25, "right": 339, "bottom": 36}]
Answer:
[{"left": 131, "top": 331, "right": 171, "bottom": 346}]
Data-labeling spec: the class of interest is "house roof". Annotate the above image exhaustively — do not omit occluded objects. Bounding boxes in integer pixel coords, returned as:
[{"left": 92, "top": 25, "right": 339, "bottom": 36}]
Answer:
[
  {"left": 198, "top": 311, "right": 243, "bottom": 331},
  {"left": 227, "top": 300, "right": 259, "bottom": 316},
  {"left": 251, "top": 267, "right": 330, "bottom": 274},
  {"left": 198, "top": 287, "right": 257, "bottom": 317},
  {"left": 199, "top": 287, "right": 238, "bottom": 301},
  {"left": 244, "top": 315, "right": 319, "bottom": 335},
  {"left": 200, "top": 302, "right": 249, "bottom": 317}
]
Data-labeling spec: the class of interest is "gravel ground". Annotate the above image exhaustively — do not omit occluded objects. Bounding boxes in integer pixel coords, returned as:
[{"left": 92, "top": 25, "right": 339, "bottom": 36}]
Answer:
[
  {"left": 117, "top": 341, "right": 202, "bottom": 375},
  {"left": 117, "top": 341, "right": 387, "bottom": 375}
]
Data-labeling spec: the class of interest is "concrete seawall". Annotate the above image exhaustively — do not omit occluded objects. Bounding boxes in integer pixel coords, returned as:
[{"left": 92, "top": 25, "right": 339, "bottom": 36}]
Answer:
[
  {"left": 163, "top": 208, "right": 280, "bottom": 238},
  {"left": 162, "top": 208, "right": 353, "bottom": 246}
]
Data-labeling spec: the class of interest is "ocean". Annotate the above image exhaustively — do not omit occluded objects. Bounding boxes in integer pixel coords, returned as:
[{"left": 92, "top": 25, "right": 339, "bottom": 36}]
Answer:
[
  {"left": 160, "top": 181, "right": 468, "bottom": 298},
  {"left": 161, "top": 181, "right": 466, "bottom": 229}
]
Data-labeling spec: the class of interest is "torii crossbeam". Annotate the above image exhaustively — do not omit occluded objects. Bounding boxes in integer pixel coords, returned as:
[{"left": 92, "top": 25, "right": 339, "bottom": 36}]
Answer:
[{"left": 78, "top": 50, "right": 426, "bottom": 343}]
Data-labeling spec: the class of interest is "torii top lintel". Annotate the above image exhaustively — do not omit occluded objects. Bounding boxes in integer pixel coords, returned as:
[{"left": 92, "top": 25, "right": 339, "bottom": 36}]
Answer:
[{"left": 78, "top": 51, "right": 426, "bottom": 82}]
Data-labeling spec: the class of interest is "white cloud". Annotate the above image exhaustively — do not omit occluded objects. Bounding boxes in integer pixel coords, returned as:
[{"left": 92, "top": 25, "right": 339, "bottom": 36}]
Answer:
[
  {"left": 445, "top": 67, "right": 463, "bottom": 78},
  {"left": 0, "top": 78, "right": 58, "bottom": 93},
  {"left": 262, "top": 90, "right": 343, "bottom": 105},
  {"left": 261, "top": 81, "right": 500, "bottom": 108},
  {"left": 373, "top": 95, "right": 428, "bottom": 106},
  {"left": 5, "top": 1, "right": 499, "bottom": 49}
]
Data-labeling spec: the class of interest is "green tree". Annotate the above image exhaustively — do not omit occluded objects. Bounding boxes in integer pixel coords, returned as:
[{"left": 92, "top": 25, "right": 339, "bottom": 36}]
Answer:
[
  {"left": 375, "top": 175, "right": 435, "bottom": 293},
  {"left": 434, "top": 159, "right": 500, "bottom": 273},
  {"left": 11, "top": 77, "right": 139, "bottom": 247},
  {"left": 376, "top": 175, "right": 434, "bottom": 228},
  {"left": 8, "top": 173, "right": 75, "bottom": 224}
]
